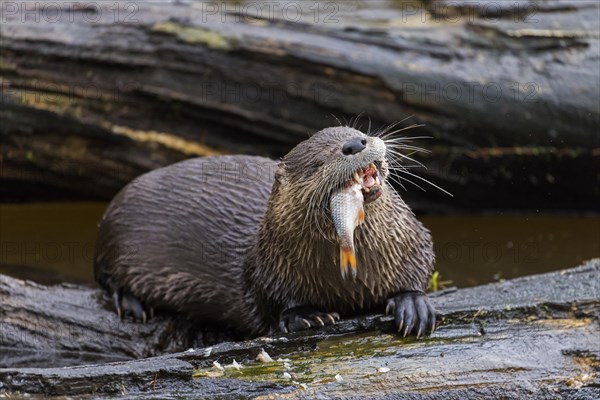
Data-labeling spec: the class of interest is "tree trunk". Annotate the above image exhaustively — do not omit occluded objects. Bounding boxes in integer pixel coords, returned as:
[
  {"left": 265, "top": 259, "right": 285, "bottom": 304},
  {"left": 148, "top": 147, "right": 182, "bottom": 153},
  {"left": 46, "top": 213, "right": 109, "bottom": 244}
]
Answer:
[
  {"left": 1, "top": 0, "right": 598, "bottom": 211},
  {"left": 1, "top": 259, "right": 598, "bottom": 397}
]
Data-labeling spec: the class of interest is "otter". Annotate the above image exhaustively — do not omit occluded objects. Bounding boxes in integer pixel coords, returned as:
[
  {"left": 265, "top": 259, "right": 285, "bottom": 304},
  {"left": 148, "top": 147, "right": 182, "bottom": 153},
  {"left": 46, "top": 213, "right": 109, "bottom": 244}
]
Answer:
[{"left": 94, "top": 126, "right": 436, "bottom": 337}]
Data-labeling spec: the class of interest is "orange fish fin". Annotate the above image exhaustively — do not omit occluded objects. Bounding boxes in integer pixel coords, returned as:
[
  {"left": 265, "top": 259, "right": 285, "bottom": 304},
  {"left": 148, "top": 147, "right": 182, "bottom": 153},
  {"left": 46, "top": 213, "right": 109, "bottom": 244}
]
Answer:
[{"left": 340, "top": 247, "right": 357, "bottom": 280}]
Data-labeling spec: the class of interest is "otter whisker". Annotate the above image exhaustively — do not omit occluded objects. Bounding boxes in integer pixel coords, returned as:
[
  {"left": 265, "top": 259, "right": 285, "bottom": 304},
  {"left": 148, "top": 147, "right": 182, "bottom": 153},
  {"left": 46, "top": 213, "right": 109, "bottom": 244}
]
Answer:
[
  {"left": 383, "top": 135, "right": 433, "bottom": 142},
  {"left": 395, "top": 169, "right": 453, "bottom": 197},
  {"left": 387, "top": 147, "right": 426, "bottom": 159},
  {"left": 384, "top": 141, "right": 432, "bottom": 154},
  {"left": 386, "top": 164, "right": 424, "bottom": 170},
  {"left": 385, "top": 149, "right": 427, "bottom": 174},
  {"left": 372, "top": 121, "right": 403, "bottom": 138},
  {"left": 384, "top": 157, "right": 414, "bottom": 194},
  {"left": 385, "top": 146, "right": 431, "bottom": 170},
  {"left": 386, "top": 172, "right": 408, "bottom": 192},
  {"left": 385, "top": 144, "right": 431, "bottom": 156},
  {"left": 384, "top": 150, "right": 405, "bottom": 169},
  {"left": 380, "top": 124, "right": 425, "bottom": 140},
  {"left": 351, "top": 112, "right": 365, "bottom": 129},
  {"left": 384, "top": 147, "right": 439, "bottom": 194},
  {"left": 372, "top": 115, "right": 416, "bottom": 137},
  {"left": 388, "top": 171, "right": 427, "bottom": 192},
  {"left": 385, "top": 148, "right": 428, "bottom": 169},
  {"left": 331, "top": 114, "right": 344, "bottom": 127},
  {"left": 385, "top": 158, "right": 412, "bottom": 174}
]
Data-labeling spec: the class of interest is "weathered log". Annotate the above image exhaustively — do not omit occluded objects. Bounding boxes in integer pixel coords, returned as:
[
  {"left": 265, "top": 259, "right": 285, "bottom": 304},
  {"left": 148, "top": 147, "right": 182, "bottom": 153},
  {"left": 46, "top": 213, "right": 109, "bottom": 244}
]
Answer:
[
  {"left": 0, "top": 259, "right": 598, "bottom": 398},
  {"left": 1, "top": 0, "right": 598, "bottom": 210}
]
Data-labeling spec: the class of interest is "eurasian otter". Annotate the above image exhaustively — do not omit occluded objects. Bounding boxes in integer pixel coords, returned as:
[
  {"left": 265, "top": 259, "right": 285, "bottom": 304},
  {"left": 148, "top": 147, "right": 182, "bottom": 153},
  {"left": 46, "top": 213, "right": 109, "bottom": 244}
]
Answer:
[{"left": 94, "top": 126, "right": 436, "bottom": 337}]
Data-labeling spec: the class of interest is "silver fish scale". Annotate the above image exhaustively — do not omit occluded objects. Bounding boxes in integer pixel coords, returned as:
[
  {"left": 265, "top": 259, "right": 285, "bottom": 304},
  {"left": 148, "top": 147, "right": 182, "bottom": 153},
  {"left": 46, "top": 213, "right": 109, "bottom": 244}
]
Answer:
[{"left": 330, "top": 184, "right": 364, "bottom": 248}]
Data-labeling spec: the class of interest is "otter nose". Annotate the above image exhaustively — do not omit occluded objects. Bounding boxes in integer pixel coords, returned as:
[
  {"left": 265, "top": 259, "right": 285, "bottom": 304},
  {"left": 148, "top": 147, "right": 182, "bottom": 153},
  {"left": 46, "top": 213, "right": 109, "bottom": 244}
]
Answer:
[{"left": 342, "top": 137, "right": 367, "bottom": 155}]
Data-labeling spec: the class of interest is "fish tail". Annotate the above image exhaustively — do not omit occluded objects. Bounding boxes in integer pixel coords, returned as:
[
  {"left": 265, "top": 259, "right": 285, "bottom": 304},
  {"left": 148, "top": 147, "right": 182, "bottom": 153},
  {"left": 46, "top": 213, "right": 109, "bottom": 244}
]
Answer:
[{"left": 340, "top": 246, "right": 357, "bottom": 280}]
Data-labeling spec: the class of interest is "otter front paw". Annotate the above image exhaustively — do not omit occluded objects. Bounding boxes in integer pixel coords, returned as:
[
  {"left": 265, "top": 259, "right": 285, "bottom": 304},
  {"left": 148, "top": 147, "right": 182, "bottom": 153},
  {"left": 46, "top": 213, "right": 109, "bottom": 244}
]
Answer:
[
  {"left": 279, "top": 306, "right": 340, "bottom": 333},
  {"left": 385, "top": 291, "right": 436, "bottom": 338}
]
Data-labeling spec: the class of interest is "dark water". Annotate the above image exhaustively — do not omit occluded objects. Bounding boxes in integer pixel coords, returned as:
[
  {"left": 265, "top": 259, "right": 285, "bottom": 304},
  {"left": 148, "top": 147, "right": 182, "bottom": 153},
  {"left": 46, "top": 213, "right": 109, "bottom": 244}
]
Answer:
[{"left": 0, "top": 203, "right": 598, "bottom": 288}]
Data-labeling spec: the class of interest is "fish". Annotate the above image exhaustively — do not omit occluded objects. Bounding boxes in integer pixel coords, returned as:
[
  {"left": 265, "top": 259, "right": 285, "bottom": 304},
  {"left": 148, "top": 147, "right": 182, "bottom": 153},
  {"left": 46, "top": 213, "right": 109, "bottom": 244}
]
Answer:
[{"left": 330, "top": 183, "right": 365, "bottom": 280}]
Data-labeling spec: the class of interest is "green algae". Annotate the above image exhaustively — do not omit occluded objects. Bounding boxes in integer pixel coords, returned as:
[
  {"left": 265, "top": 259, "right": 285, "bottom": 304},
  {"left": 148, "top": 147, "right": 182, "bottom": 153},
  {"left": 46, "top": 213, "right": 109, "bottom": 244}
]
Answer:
[
  {"left": 192, "top": 332, "right": 432, "bottom": 385},
  {"left": 152, "top": 22, "right": 235, "bottom": 50}
]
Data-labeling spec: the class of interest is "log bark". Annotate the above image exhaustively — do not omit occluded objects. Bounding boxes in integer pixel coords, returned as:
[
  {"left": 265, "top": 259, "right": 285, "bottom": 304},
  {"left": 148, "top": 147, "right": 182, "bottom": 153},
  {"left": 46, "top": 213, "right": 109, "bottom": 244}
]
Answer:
[
  {"left": 1, "top": 0, "right": 599, "bottom": 210},
  {"left": 0, "top": 259, "right": 598, "bottom": 398}
]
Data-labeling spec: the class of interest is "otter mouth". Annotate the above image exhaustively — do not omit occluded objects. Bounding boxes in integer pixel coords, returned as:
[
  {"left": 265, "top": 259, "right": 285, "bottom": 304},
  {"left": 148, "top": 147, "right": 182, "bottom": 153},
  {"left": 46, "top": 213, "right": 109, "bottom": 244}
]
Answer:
[{"left": 348, "top": 162, "right": 383, "bottom": 204}]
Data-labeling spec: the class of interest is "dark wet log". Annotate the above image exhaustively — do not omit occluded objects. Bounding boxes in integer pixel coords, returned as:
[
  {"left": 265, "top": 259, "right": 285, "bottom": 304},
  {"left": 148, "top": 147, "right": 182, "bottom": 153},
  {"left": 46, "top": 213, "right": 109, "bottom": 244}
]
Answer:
[
  {"left": 0, "top": 277, "right": 236, "bottom": 367},
  {"left": 1, "top": 0, "right": 599, "bottom": 210},
  {"left": 0, "top": 259, "right": 598, "bottom": 397}
]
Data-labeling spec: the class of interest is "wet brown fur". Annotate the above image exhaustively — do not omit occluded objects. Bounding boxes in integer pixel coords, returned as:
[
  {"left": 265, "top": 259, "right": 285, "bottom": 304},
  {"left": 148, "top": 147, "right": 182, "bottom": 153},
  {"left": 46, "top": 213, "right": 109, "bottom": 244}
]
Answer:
[{"left": 94, "top": 127, "right": 435, "bottom": 335}]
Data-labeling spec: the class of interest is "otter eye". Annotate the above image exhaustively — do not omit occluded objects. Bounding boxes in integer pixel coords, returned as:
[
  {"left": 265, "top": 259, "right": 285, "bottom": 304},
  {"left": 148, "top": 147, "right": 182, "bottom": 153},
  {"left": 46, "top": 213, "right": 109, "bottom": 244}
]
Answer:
[{"left": 342, "top": 137, "right": 367, "bottom": 155}]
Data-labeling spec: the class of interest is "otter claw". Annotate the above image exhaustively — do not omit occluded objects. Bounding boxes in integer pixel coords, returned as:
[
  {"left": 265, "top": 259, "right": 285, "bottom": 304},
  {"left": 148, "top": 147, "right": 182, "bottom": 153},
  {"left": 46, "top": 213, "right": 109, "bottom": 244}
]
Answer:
[
  {"left": 112, "top": 290, "right": 123, "bottom": 319},
  {"left": 110, "top": 288, "right": 152, "bottom": 323},
  {"left": 387, "top": 291, "right": 436, "bottom": 338},
  {"left": 327, "top": 313, "right": 340, "bottom": 325},
  {"left": 385, "top": 299, "right": 394, "bottom": 316},
  {"left": 279, "top": 306, "right": 340, "bottom": 333}
]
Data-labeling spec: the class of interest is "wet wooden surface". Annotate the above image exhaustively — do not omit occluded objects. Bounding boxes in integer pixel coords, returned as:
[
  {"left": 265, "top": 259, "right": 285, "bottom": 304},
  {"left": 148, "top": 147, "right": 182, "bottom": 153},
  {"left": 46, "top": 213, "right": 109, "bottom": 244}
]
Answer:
[
  {"left": 1, "top": 0, "right": 599, "bottom": 210},
  {"left": 1, "top": 259, "right": 598, "bottom": 398}
]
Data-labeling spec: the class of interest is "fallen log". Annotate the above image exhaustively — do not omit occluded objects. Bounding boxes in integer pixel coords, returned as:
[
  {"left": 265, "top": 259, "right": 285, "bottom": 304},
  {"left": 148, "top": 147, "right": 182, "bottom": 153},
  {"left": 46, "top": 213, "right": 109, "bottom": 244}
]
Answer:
[
  {"left": 0, "top": 259, "right": 598, "bottom": 398},
  {"left": 1, "top": 0, "right": 598, "bottom": 210}
]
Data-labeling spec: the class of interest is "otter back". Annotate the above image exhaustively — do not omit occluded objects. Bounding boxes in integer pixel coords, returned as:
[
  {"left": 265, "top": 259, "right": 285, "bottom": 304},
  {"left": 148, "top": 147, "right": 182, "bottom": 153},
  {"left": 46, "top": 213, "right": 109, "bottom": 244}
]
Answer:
[{"left": 94, "top": 155, "right": 277, "bottom": 328}]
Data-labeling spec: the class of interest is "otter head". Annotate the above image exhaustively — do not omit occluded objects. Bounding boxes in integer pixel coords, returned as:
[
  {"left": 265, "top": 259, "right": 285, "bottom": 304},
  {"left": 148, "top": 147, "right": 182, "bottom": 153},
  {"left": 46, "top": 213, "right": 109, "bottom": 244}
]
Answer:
[
  {"left": 282, "top": 126, "right": 387, "bottom": 203},
  {"left": 272, "top": 126, "right": 389, "bottom": 241}
]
